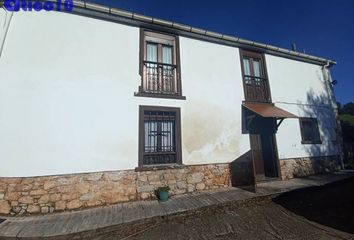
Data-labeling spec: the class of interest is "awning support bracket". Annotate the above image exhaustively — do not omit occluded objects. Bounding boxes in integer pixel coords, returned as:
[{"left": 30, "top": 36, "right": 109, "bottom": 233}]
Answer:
[{"left": 276, "top": 118, "right": 285, "bottom": 130}]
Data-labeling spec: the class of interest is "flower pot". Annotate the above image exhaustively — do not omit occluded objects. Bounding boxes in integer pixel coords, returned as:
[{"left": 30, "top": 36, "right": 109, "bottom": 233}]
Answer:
[{"left": 158, "top": 190, "right": 169, "bottom": 202}]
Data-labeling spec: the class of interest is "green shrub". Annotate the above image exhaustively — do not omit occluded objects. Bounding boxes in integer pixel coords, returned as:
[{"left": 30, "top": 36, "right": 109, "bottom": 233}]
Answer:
[{"left": 157, "top": 186, "right": 170, "bottom": 192}]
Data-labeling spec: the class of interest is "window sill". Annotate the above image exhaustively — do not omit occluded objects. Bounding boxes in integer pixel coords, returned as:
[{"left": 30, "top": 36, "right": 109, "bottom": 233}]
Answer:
[
  {"left": 135, "top": 164, "right": 185, "bottom": 172},
  {"left": 244, "top": 99, "right": 272, "bottom": 104},
  {"left": 301, "top": 141, "right": 322, "bottom": 145},
  {"left": 134, "top": 92, "right": 186, "bottom": 100}
]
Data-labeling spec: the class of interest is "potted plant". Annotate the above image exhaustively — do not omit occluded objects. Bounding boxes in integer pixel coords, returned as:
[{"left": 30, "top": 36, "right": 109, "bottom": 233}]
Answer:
[{"left": 156, "top": 185, "right": 170, "bottom": 202}]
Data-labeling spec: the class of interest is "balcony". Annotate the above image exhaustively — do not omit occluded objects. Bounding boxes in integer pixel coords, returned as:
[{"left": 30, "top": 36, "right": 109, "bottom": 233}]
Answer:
[
  {"left": 243, "top": 75, "right": 271, "bottom": 102},
  {"left": 141, "top": 61, "right": 178, "bottom": 95}
]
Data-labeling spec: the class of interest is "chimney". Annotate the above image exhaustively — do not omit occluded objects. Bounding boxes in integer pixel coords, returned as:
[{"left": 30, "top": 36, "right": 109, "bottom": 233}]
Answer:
[{"left": 291, "top": 43, "right": 297, "bottom": 52}]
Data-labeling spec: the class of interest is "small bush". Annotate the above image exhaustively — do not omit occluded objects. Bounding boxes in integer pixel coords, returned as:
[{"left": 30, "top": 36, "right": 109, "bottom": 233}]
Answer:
[{"left": 157, "top": 186, "right": 170, "bottom": 192}]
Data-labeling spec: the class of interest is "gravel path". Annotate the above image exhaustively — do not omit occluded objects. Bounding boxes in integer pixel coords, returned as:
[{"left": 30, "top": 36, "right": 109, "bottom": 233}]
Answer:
[
  {"left": 123, "top": 201, "right": 351, "bottom": 240},
  {"left": 112, "top": 177, "right": 354, "bottom": 240}
]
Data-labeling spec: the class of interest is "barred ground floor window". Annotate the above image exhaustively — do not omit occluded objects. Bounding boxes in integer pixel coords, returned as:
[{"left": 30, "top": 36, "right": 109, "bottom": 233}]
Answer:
[{"left": 139, "top": 106, "right": 182, "bottom": 167}]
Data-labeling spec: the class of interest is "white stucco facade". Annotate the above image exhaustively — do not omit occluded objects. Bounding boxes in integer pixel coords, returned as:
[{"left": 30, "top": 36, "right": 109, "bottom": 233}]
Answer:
[
  {"left": 266, "top": 55, "right": 340, "bottom": 159},
  {"left": 0, "top": 9, "right": 339, "bottom": 177}
]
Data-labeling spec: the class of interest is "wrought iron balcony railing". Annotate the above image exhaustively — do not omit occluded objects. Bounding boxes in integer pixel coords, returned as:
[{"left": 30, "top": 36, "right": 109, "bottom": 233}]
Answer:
[{"left": 142, "top": 61, "right": 178, "bottom": 94}]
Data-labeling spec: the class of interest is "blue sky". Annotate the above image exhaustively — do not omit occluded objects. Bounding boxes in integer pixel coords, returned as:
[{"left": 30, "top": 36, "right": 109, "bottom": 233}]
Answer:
[{"left": 90, "top": 0, "right": 353, "bottom": 104}]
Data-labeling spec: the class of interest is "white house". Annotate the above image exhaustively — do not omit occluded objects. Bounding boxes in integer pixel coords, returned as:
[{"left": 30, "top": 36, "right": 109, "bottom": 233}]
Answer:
[{"left": 0, "top": 1, "right": 342, "bottom": 215}]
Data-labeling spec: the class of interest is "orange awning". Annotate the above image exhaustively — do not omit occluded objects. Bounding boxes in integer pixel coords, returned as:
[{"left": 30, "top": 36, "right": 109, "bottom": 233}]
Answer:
[{"left": 243, "top": 102, "right": 298, "bottom": 118}]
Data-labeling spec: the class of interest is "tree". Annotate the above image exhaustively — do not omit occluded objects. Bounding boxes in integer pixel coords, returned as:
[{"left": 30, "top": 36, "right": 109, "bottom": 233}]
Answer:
[
  {"left": 338, "top": 102, "right": 354, "bottom": 143},
  {"left": 339, "top": 102, "right": 354, "bottom": 115}
]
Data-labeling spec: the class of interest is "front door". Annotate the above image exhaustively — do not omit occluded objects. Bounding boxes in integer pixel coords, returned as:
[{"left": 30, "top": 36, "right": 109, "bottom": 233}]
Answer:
[
  {"left": 249, "top": 117, "right": 279, "bottom": 181},
  {"left": 261, "top": 133, "right": 278, "bottom": 178},
  {"left": 250, "top": 134, "right": 265, "bottom": 181}
]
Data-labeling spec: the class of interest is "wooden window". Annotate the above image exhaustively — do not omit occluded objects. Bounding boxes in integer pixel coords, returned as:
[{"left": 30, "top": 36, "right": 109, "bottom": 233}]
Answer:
[
  {"left": 137, "top": 30, "right": 184, "bottom": 99},
  {"left": 139, "top": 106, "right": 182, "bottom": 167},
  {"left": 240, "top": 50, "right": 271, "bottom": 102},
  {"left": 299, "top": 118, "right": 322, "bottom": 144}
]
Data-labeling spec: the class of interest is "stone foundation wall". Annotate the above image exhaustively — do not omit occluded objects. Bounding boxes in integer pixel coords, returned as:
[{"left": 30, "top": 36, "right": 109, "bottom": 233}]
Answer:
[
  {"left": 0, "top": 164, "right": 230, "bottom": 215},
  {"left": 279, "top": 155, "right": 341, "bottom": 180}
]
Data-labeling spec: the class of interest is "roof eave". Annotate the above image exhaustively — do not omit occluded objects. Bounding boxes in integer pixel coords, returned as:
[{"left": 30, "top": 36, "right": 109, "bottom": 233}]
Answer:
[{"left": 25, "top": 0, "right": 338, "bottom": 66}]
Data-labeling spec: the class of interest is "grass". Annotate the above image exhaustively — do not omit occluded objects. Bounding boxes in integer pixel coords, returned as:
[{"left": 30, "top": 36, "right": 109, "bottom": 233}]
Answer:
[{"left": 339, "top": 114, "right": 354, "bottom": 126}]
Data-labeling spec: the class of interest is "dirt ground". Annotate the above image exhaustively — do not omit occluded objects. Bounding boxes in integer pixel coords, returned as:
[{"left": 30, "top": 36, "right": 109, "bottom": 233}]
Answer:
[
  {"left": 273, "top": 176, "right": 354, "bottom": 235},
  {"left": 105, "top": 177, "right": 354, "bottom": 240}
]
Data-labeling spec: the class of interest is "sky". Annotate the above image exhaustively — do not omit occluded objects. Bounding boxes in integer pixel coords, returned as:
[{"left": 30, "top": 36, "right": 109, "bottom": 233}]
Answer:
[{"left": 90, "top": 0, "right": 354, "bottom": 104}]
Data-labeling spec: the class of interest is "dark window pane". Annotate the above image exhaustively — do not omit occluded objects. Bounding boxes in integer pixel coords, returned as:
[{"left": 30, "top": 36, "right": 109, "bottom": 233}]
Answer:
[
  {"left": 300, "top": 118, "right": 321, "bottom": 143},
  {"left": 302, "top": 121, "right": 313, "bottom": 140}
]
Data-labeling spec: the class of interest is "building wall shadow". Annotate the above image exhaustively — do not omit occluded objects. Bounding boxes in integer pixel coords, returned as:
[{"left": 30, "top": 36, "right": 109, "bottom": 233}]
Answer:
[
  {"left": 297, "top": 89, "right": 340, "bottom": 157},
  {"left": 229, "top": 150, "right": 256, "bottom": 192},
  {"left": 273, "top": 85, "right": 349, "bottom": 233},
  {"left": 272, "top": 176, "right": 354, "bottom": 234}
]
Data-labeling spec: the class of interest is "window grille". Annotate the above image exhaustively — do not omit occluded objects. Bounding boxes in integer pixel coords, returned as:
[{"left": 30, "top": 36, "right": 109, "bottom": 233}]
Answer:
[{"left": 143, "top": 110, "right": 177, "bottom": 165}]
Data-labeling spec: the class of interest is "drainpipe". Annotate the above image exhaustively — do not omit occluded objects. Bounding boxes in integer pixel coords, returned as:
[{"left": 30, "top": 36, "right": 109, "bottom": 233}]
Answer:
[
  {"left": 0, "top": 7, "right": 13, "bottom": 58},
  {"left": 322, "top": 61, "right": 345, "bottom": 169}
]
